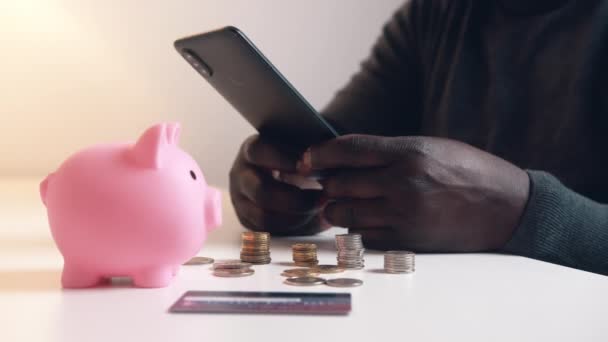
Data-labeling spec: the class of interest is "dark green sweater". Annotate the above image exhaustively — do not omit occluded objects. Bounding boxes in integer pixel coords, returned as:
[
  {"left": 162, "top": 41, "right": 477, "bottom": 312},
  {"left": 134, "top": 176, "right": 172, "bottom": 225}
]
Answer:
[{"left": 322, "top": 0, "right": 608, "bottom": 275}]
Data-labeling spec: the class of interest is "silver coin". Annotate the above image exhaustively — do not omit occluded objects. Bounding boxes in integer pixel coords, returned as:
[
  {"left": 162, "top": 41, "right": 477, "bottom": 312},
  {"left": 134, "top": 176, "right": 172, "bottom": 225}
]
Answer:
[
  {"left": 385, "top": 250, "right": 414, "bottom": 255},
  {"left": 183, "top": 256, "right": 214, "bottom": 265},
  {"left": 326, "top": 278, "right": 363, "bottom": 288},
  {"left": 384, "top": 250, "right": 415, "bottom": 273},
  {"left": 284, "top": 276, "right": 326, "bottom": 286},
  {"left": 385, "top": 269, "right": 415, "bottom": 274},
  {"left": 384, "top": 263, "right": 413, "bottom": 267},
  {"left": 338, "top": 250, "right": 365, "bottom": 255}
]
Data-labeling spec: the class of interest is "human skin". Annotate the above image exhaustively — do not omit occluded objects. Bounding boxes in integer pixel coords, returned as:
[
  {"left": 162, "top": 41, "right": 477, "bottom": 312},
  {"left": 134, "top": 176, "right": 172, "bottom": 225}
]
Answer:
[{"left": 230, "top": 134, "right": 530, "bottom": 252}]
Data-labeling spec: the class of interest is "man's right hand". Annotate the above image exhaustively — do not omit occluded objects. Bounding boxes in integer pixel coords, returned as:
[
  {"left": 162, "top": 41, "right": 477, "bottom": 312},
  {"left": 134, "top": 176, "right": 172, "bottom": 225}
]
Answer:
[{"left": 229, "top": 135, "right": 325, "bottom": 235}]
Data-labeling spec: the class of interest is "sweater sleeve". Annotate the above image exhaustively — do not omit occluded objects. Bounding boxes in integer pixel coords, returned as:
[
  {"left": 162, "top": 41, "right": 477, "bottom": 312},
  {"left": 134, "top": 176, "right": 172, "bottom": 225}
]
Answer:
[
  {"left": 503, "top": 170, "right": 608, "bottom": 275},
  {"left": 321, "top": 1, "right": 424, "bottom": 136}
]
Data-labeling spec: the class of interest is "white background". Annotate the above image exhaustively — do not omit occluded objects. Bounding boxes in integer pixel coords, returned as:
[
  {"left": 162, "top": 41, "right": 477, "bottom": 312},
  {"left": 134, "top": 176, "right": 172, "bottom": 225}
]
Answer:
[{"left": 0, "top": 0, "right": 403, "bottom": 187}]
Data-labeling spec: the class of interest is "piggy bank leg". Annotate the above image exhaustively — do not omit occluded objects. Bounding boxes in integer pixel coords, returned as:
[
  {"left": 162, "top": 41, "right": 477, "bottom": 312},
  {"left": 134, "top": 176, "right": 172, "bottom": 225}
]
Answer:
[
  {"left": 62, "top": 263, "right": 102, "bottom": 288},
  {"left": 132, "top": 267, "right": 173, "bottom": 288}
]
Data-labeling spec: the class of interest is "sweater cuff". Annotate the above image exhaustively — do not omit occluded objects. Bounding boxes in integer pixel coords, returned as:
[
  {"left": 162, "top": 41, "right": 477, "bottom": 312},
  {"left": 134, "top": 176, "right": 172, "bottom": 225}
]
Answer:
[{"left": 503, "top": 170, "right": 608, "bottom": 274}]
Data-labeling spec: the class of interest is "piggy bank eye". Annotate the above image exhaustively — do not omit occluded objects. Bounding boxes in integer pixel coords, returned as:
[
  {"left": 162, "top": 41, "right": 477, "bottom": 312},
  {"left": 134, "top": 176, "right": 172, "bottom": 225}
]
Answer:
[{"left": 189, "top": 170, "right": 197, "bottom": 180}]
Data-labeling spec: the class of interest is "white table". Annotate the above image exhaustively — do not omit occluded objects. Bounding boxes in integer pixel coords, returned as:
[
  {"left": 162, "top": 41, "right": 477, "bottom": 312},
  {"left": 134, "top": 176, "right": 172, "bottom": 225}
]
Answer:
[{"left": 1, "top": 178, "right": 607, "bottom": 342}]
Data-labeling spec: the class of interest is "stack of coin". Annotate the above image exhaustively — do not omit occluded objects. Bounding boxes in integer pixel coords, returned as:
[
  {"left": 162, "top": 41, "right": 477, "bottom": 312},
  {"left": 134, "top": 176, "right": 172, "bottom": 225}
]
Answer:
[
  {"left": 240, "top": 231, "right": 271, "bottom": 264},
  {"left": 292, "top": 243, "right": 319, "bottom": 267},
  {"left": 384, "top": 251, "right": 415, "bottom": 273},
  {"left": 212, "top": 260, "right": 254, "bottom": 277},
  {"left": 335, "top": 234, "right": 365, "bottom": 269}
]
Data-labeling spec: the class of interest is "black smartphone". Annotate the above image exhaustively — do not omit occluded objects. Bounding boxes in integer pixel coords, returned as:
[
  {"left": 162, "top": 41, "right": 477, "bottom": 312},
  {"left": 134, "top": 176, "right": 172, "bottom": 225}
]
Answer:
[{"left": 174, "top": 26, "right": 340, "bottom": 152}]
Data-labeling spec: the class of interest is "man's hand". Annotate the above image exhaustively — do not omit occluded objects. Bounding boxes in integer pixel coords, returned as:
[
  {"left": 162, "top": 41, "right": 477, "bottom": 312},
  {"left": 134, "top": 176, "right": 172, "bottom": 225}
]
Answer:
[
  {"left": 298, "top": 135, "right": 530, "bottom": 252},
  {"left": 229, "top": 135, "right": 326, "bottom": 236}
]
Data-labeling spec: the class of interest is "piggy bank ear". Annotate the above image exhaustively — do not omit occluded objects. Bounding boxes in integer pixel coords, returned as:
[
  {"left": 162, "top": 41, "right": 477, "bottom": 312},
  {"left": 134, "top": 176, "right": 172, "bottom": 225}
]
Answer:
[
  {"left": 166, "top": 123, "right": 181, "bottom": 145},
  {"left": 131, "top": 122, "right": 181, "bottom": 169}
]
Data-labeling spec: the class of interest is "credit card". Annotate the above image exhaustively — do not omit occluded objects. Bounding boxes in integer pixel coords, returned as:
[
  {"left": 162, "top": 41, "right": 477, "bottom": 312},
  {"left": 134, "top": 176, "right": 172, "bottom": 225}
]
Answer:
[{"left": 169, "top": 291, "right": 351, "bottom": 315}]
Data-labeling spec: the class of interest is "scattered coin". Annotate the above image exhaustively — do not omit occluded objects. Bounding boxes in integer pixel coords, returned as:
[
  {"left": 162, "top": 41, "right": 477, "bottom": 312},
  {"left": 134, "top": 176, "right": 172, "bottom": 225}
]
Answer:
[
  {"left": 313, "top": 265, "right": 344, "bottom": 274},
  {"left": 213, "top": 268, "right": 255, "bottom": 278},
  {"left": 212, "top": 259, "right": 255, "bottom": 278},
  {"left": 183, "top": 256, "right": 214, "bottom": 265},
  {"left": 384, "top": 250, "right": 415, "bottom": 273},
  {"left": 335, "top": 234, "right": 365, "bottom": 269},
  {"left": 326, "top": 278, "right": 364, "bottom": 288},
  {"left": 240, "top": 232, "right": 271, "bottom": 264},
  {"left": 213, "top": 260, "right": 252, "bottom": 270},
  {"left": 281, "top": 268, "right": 320, "bottom": 277},
  {"left": 292, "top": 243, "right": 318, "bottom": 267},
  {"left": 284, "top": 276, "right": 326, "bottom": 286}
]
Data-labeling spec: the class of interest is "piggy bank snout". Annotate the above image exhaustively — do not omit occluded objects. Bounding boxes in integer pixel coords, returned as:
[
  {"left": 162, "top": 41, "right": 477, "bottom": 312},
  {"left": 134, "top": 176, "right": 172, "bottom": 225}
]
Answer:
[{"left": 204, "top": 187, "right": 222, "bottom": 231}]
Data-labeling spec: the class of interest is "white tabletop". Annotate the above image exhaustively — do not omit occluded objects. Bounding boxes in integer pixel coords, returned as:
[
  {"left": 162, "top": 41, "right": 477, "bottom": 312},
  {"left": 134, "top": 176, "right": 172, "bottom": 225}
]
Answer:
[{"left": 1, "top": 178, "right": 607, "bottom": 342}]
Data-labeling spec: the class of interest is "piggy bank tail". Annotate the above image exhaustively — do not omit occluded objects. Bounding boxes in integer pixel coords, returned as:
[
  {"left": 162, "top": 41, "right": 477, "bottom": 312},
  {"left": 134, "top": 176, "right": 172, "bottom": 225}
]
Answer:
[
  {"left": 40, "top": 173, "right": 53, "bottom": 206},
  {"left": 205, "top": 187, "right": 222, "bottom": 231}
]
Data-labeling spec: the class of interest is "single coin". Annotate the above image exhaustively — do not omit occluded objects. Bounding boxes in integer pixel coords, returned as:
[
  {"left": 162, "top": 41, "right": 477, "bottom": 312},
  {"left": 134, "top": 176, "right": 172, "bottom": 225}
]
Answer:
[
  {"left": 281, "top": 268, "right": 320, "bottom": 277},
  {"left": 284, "top": 276, "right": 326, "bottom": 286},
  {"left": 326, "top": 278, "right": 363, "bottom": 288},
  {"left": 213, "top": 269, "right": 255, "bottom": 277},
  {"left": 183, "top": 256, "right": 214, "bottom": 265},
  {"left": 314, "top": 265, "right": 344, "bottom": 274}
]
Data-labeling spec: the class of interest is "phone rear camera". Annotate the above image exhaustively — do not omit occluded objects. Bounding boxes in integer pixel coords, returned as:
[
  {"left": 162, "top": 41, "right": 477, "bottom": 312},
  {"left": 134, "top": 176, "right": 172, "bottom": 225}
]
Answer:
[{"left": 182, "top": 50, "right": 213, "bottom": 77}]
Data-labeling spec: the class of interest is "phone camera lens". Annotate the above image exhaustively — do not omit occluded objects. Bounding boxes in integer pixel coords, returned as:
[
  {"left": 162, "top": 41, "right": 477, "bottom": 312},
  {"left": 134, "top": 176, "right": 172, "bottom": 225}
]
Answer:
[{"left": 182, "top": 50, "right": 212, "bottom": 77}]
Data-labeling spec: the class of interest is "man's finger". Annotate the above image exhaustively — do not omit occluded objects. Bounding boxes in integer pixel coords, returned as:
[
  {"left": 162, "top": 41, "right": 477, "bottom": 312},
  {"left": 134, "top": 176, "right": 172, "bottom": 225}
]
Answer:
[
  {"left": 320, "top": 168, "right": 388, "bottom": 198},
  {"left": 238, "top": 167, "right": 322, "bottom": 214},
  {"left": 299, "top": 134, "right": 394, "bottom": 173},
  {"left": 323, "top": 198, "right": 390, "bottom": 229},
  {"left": 243, "top": 135, "right": 298, "bottom": 171}
]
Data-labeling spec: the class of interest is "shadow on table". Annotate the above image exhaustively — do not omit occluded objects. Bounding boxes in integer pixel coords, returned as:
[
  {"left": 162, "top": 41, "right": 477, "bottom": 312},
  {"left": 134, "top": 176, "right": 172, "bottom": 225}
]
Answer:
[
  {"left": 0, "top": 269, "right": 62, "bottom": 292},
  {"left": 0, "top": 269, "right": 155, "bottom": 291}
]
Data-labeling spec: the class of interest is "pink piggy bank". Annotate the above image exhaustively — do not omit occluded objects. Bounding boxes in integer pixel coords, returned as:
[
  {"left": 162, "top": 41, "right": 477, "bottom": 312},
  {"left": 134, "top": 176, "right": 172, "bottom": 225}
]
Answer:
[{"left": 40, "top": 123, "right": 222, "bottom": 288}]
